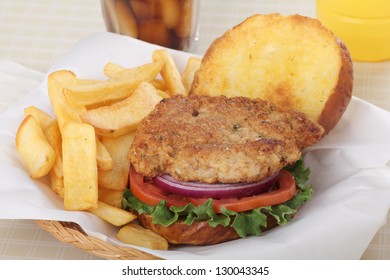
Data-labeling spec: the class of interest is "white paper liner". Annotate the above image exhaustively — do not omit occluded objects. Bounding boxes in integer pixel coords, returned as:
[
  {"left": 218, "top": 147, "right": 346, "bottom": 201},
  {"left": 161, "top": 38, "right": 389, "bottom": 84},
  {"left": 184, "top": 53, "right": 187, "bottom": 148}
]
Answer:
[{"left": 1, "top": 32, "right": 390, "bottom": 259}]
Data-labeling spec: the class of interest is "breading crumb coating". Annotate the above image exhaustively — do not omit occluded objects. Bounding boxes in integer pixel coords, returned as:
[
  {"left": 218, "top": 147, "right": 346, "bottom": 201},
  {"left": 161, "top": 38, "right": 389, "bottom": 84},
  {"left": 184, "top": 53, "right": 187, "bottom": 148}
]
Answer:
[{"left": 129, "top": 95, "right": 323, "bottom": 183}]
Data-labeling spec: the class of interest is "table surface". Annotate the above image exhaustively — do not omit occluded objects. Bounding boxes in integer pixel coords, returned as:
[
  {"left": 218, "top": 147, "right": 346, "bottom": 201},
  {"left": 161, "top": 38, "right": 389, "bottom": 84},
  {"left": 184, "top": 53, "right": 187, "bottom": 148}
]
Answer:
[{"left": 0, "top": 0, "right": 389, "bottom": 260}]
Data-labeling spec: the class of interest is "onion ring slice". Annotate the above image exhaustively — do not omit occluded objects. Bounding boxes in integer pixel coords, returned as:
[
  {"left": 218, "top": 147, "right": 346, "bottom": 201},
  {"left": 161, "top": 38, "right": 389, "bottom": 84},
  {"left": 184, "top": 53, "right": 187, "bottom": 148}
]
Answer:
[{"left": 153, "top": 172, "right": 279, "bottom": 199}]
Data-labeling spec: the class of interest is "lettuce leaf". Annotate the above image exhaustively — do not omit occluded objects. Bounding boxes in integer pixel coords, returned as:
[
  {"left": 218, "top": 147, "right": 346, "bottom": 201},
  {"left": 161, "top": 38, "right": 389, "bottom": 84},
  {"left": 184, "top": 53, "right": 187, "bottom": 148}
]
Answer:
[{"left": 123, "top": 158, "right": 313, "bottom": 238}]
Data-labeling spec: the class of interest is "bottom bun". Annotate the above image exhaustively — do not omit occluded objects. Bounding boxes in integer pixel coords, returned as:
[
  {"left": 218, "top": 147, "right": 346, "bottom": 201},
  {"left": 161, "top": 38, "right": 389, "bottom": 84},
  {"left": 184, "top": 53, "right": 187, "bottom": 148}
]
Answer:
[{"left": 138, "top": 213, "right": 279, "bottom": 246}]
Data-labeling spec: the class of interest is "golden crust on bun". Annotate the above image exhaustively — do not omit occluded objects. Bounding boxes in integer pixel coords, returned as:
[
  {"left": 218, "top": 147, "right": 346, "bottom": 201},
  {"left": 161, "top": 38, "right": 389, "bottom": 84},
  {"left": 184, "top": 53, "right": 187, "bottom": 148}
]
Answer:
[{"left": 190, "top": 14, "right": 353, "bottom": 134}]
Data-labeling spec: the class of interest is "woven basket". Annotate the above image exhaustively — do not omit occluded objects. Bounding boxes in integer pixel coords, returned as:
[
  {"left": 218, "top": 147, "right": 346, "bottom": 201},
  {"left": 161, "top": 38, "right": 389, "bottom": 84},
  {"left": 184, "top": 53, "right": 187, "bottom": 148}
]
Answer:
[{"left": 35, "top": 220, "right": 162, "bottom": 260}]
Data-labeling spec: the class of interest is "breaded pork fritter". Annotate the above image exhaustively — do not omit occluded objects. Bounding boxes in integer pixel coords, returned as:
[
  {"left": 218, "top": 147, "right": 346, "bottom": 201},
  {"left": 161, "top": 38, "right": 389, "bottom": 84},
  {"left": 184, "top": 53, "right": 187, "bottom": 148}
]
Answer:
[{"left": 128, "top": 95, "right": 323, "bottom": 184}]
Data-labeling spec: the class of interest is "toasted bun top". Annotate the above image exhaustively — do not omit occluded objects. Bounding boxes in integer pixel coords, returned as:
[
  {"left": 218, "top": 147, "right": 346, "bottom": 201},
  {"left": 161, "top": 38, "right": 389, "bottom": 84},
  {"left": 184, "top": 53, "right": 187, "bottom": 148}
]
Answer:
[{"left": 190, "top": 14, "right": 353, "bottom": 134}]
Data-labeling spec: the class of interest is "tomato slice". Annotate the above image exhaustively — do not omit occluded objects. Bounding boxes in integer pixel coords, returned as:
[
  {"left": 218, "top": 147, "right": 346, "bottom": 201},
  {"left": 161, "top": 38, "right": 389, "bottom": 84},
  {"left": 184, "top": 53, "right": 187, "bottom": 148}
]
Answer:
[
  {"left": 129, "top": 166, "right": 297, "bottom": 213},
  {"left": 129, "top": 167, "right": 193, "bottom": 207},
  {"left": 188, "top": 170, "right": 296, "bottom": 212}
]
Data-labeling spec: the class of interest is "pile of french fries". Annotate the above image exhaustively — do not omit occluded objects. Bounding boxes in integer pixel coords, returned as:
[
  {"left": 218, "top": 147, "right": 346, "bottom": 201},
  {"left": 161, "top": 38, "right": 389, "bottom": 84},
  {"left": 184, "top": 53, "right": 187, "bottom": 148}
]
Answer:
[{"left": 15, "top": 49, "right": 201, "bottom": 250}]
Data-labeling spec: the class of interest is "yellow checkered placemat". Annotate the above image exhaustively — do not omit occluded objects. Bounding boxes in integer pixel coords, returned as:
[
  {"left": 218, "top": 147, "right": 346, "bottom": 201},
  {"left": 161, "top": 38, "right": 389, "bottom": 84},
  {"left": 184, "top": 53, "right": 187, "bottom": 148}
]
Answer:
[{"left": 0, "top": 0, "right": 105, "bottom": 72}]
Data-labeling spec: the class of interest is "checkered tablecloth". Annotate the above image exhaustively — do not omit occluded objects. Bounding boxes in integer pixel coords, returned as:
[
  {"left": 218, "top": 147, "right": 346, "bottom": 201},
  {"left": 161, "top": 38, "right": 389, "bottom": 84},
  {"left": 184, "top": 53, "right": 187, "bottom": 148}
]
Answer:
[{"left": 0, "top": 0, "right": 389, "bottom": 259}]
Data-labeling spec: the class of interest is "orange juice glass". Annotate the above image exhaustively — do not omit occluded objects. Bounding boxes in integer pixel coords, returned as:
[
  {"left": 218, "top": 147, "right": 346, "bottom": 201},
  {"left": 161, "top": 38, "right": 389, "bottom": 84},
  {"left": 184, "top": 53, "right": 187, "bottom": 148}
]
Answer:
[{"left": 316, "top": 0, "right": 390, "bottom": 61}]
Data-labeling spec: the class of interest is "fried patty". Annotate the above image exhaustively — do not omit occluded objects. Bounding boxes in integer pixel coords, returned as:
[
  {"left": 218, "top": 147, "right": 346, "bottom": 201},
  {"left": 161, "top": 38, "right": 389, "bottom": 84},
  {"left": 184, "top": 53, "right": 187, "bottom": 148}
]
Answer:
[{"left": 128, "top": 95, "right": 323, "bottom": 184}]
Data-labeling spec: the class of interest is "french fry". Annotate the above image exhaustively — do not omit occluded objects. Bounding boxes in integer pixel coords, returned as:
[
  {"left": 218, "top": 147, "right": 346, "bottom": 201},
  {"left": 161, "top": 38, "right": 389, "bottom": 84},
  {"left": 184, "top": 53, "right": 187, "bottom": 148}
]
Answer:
[
  {"left": 87, "top": 201, "right": 136, "bottom": 226},
  {"left": 152, "top": 49, "right": 186, "bottom": 96},
  {"left": 104, "top": 62, "right": 126, "bottom": 78},
  {"left": 17, "top": 50, "right": 202, "bottom": 246},
  {"left": 24, "top": 106, "right": 54, "bottom": 131},
  {"left": 15, "top": 115, "right": 56, "bottom": 179},
  {"left": 98, "top": 132, "right": 135, "bottom": 191},
  {"left": 104, "top": 62, "right": 166, "bottom": 91},
  {"left": 157, "top": 89, "right": 170, "bottom": 99},
  {"left": 77, "top": 79, "right": 103, "bottom": 86},
  {"left": 62, "top": 122, "right": 98, "bottom": 210},
  {"left": 96, "top": 137, "right": 113, "bottom": 171},
  {"left": 50, "top": 170, "right": 64, "bottom": 199},
  {"left": 81, "top": 82, "right": 162, "bottom": 137},
  {"left": 44, "top": 120, "right": 63, "bottom": 178},
  {"left": 182, "top": 56, "right": 201, "bottom": 93},
  {"left": 117, "top": 223, "right": 169, "bottom": 250},
  {"left": 98, "top": 187, "right": 123, "bottom": 208},
  {"left": 47, "top": 70, "right": 85, "bottom": 133},
  {"left": 63, "top": 62, "right": 162, "bottom": 106},
  {"left": 85, "top": 99, "right": 119, "bottom": 111},
  {"left": 111, "top": 60, "right": 158, "bottom": 80},
  {"left": 151, "top": 79, "right": 166, "bottom": 91}
]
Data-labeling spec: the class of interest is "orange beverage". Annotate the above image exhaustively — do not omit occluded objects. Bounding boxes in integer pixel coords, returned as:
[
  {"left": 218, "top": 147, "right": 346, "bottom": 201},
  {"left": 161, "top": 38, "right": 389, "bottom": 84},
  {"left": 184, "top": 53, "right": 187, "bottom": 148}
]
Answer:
[{"left": 316, "top": 0, "right": 390, "bottom": 61}]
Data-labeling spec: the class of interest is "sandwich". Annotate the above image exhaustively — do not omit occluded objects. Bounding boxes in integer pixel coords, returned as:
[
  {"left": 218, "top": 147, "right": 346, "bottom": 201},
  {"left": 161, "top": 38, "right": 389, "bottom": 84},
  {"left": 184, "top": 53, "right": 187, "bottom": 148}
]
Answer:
[
  {"left": 123, "top": 13, "right": 353, "bottom": 246},
  {"left": 124, "top": 94, "right": 324, "bottom": 245}
]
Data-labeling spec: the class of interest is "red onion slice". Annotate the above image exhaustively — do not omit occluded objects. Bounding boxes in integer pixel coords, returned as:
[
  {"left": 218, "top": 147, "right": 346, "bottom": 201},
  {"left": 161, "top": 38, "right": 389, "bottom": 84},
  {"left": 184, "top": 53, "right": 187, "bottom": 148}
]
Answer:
[{"left": 153, "top": 172, "right": 279, "bottom": 199}]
